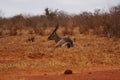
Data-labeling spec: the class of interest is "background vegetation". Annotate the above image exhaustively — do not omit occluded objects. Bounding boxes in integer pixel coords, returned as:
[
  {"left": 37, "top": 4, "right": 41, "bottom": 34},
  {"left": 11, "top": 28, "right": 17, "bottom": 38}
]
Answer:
[{"left": 0, "top": 4, "right": 120, "bottom": 37}]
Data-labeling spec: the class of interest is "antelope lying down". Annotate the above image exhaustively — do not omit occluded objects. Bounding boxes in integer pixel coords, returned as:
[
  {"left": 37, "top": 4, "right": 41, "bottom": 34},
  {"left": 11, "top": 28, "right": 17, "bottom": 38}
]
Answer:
[{"left": 48, "top": 23, "right": 73, "bottom": 48}]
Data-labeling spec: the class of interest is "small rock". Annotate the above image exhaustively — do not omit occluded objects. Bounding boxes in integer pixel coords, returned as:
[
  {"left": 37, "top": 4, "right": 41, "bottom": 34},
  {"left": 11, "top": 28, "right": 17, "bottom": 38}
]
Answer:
[
  {"left": 64, "top": 69, "right": 73, "bottom": 74},
  {"left": 88, "top": 72, "right": 92, "bottom": 74}
]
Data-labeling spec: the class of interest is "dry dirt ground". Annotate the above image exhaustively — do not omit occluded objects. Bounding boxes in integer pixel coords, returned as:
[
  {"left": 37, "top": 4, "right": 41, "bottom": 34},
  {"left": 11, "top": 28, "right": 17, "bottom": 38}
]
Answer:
[
  {"left": 0, "top": 34, "right": 120, "bottom": 80},
  {"left": 0, "top": 67, "right": 120, "bottom": 80}
]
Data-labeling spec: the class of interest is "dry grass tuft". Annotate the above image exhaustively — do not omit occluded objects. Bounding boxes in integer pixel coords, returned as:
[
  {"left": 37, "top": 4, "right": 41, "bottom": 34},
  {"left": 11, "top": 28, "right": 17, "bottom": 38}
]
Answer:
[{"left": 0, "top": 33, "right": 120, "bottom": 70}]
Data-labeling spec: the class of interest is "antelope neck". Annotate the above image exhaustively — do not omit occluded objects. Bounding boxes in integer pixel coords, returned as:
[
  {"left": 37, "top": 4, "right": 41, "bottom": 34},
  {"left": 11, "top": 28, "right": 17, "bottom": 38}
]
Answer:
[{"left": 54, "top": 36, "right": 61, "bottom": 43}]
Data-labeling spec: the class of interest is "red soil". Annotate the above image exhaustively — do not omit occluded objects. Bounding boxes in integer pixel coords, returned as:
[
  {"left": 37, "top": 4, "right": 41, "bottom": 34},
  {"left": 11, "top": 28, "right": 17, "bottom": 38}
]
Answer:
[{"left": 0, "top": 67, "right": 120, "bottom": 80}]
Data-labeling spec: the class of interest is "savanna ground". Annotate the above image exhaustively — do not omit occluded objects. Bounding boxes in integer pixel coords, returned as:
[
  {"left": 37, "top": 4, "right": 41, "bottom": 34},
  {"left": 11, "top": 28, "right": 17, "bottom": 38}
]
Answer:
[
  {"left": 0, "top": 4, "right": 120, "bottom": 80},
  {"left": 0, "top": 27, "right": 120, "bottom": 80}
]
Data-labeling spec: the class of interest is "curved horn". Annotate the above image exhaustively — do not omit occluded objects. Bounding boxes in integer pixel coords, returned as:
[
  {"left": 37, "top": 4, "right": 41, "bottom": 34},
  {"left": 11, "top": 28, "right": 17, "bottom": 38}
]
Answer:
[
  {"left": 51, "top": 23, "right": 59, "bottom": 35},
  {"left": 48, "top": 23, "right": 59, "bottom": 39}
]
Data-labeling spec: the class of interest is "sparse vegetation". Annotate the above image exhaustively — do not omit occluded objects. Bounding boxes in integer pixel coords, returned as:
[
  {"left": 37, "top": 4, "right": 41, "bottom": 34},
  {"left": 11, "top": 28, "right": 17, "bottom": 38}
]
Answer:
[
  {"left": 0, "top": 4, "right": 120, "bottom": 71},
  {"left": 0, "top": 4, "right": 119, "bottom": 37},
  {"left": 0, "top": 34, "right": 120, "bottom": 70}
]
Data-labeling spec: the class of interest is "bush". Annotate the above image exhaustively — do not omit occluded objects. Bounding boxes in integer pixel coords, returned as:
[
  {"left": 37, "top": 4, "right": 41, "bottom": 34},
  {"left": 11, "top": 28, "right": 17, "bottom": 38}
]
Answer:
[{"left": 0, "top": 4, "right": 119, "bottom": 37}]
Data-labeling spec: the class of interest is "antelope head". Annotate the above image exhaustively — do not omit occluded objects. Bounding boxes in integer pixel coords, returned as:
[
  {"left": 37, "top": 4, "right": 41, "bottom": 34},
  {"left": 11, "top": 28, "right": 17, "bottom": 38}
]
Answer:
[
  {"left": 48, "top": 23, "right": 61, "bottom": 43},
  {"left": 48, "top": 23, "right": 74, "bottom": 48}
]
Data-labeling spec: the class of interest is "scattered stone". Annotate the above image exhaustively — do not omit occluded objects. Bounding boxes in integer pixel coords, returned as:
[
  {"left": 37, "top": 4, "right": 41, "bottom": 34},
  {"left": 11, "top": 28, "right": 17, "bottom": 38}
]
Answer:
[
  {"left": 44, "top": 73, "right": 47, "bottom": 75},
  {"left": 88, "top": 72, "right": 92, "bottom": 74},
  {"left": 64, "top": 69, "right": 73, "bottom": 74},
  {"left": 26, "top": 36, "right": 35, "bottom": 42}
]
